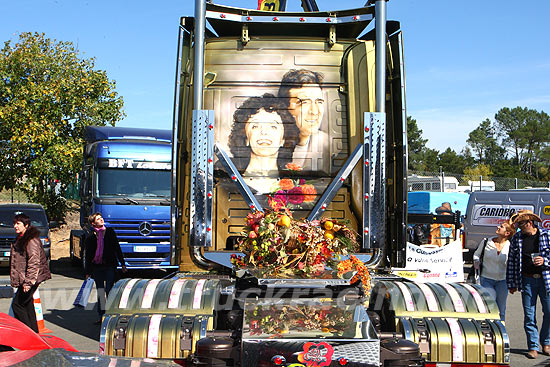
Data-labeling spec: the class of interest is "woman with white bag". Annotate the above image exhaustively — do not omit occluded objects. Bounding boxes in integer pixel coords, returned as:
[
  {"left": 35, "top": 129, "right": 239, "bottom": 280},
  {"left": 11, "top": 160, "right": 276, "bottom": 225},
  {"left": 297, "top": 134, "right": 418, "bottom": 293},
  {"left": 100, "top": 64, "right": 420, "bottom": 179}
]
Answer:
[
  {"left": 10, "top": 213, "right": 51, "bottom": 332},
  {"left": 84, "top": 213, "right": 127, "bottom": 323},
  {"left": 473, "top": 221, "right": 514, "bottom": 321}
]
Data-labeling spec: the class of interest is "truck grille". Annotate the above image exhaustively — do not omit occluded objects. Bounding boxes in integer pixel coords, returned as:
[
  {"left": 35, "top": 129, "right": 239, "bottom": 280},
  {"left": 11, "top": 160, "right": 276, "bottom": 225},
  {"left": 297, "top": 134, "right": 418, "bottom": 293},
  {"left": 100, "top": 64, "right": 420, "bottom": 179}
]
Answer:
[{"left": 106, "top": 220, "right": 170, "bottom": 243}]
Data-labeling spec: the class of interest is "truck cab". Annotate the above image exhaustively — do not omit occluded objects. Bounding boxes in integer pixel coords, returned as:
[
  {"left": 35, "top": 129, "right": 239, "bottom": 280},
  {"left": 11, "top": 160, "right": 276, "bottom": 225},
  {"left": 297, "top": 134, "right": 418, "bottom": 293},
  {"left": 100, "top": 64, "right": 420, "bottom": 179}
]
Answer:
[{"left": 70, "top": 126, "right": 175, "bottom": 270}]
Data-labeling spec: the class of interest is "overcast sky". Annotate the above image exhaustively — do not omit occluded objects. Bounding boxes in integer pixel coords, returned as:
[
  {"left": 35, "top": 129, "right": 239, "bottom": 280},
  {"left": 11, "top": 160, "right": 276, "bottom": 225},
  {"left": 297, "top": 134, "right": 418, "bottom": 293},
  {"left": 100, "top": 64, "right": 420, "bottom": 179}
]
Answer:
[{"left": 2, "top": 0, "right": 549, "bottom": 152}]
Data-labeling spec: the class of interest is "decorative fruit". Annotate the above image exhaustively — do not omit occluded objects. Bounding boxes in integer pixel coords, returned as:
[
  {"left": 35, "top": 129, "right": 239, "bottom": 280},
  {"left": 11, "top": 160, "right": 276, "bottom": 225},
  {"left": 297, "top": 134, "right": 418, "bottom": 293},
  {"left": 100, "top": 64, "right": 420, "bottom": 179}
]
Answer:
[
  {"left": 324, "top": 231, "right": 334, "bottom": 240},
  {"left": 278, "top": 215, "right": 291, "bottom": 227},
  {"left": 267, "top": 223, "right": 275, "bottom": 231},
  {"left": 324, "top": 220, "right": 334, "bottom": 230},
  {"left": 249, "top": 231, "right": 257, "bottom": 239}
]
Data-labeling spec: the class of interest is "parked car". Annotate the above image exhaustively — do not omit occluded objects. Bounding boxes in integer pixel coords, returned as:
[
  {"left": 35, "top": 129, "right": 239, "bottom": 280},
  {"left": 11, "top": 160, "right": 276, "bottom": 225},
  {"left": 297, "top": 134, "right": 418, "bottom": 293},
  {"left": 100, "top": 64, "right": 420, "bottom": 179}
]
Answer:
[{"left": 0, "top": 204, "right": 57, "bottom": 268}]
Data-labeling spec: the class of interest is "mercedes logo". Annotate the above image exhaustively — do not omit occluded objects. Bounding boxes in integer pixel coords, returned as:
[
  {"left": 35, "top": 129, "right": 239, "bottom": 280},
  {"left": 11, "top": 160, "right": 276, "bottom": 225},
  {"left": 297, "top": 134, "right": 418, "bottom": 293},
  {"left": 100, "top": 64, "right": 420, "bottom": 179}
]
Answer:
[{"left": 139, "top": 222, "right": 153, "bottom": 236}]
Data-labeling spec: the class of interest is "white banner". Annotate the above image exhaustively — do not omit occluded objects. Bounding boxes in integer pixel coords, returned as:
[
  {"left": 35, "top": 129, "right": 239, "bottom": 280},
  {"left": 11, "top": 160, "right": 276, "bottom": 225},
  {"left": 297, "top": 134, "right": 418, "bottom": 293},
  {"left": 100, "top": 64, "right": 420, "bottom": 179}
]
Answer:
[{"left": 393, "top": 241, "right": 464, "bottom": 283}]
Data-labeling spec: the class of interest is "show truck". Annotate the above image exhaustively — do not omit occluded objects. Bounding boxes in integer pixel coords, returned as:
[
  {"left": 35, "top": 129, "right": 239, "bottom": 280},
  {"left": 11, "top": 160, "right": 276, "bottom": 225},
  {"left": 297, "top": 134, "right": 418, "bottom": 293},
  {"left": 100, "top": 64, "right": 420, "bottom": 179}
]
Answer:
[
  {"left": 69, "top": 126, "right": 176, "bottom": 270},
  {"left": 99, "top": 1, "right": 510, "bottom": 366}
]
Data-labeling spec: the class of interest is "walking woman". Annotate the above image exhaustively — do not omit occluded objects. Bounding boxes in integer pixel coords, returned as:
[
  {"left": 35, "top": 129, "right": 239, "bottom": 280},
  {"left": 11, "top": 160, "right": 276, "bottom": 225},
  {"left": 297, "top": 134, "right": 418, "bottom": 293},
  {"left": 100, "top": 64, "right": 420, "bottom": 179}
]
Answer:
[
  {"left": 10, "top": 213, "right": 51, "bottom": 332},
  {"left": 473, "top": 221, "right": 514, "bottom": 321},
  {"left": 84, "top": 213, "right": 126, "bottom": 322}
]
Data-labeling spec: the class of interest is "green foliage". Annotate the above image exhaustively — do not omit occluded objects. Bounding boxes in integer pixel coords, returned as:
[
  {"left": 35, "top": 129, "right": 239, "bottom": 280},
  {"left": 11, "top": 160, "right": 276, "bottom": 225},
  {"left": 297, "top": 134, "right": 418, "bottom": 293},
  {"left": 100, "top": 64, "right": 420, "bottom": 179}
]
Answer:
[
  {"left": 494, "top": 107, "right": 550, "bottom": 177},
  {"left": 466, "top": 118, "right": 506, "bottom": 166},
  {"left": 407, "top": 116, "right": 428, "bottom": 170},
  {"left": 0, "top": 32, "right": 124, "bottom": 221},
  {"left": 407, "top": 106, "right": 550, "bottom": 183},
  {"left": 439, "top": 148, "right": 469, "bottom": 174},
  {"left": 463, "top": 164, "right": 493, "bottom": 182}
]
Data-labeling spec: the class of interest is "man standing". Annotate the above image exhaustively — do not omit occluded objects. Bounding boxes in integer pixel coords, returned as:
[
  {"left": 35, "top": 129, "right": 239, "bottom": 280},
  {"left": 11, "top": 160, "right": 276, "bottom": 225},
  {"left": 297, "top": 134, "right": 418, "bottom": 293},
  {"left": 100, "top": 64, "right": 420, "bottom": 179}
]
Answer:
[{"left": 506, "top": 210, "right": 550, "bottom": 359}]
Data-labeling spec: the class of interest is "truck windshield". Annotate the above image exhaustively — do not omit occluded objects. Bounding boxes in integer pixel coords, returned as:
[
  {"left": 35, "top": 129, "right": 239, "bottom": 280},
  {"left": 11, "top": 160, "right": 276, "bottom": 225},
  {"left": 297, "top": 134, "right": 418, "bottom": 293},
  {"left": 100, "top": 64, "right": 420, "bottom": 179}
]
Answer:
[{"left": 97, "top": 168, "right": 171, "bottom": 198}]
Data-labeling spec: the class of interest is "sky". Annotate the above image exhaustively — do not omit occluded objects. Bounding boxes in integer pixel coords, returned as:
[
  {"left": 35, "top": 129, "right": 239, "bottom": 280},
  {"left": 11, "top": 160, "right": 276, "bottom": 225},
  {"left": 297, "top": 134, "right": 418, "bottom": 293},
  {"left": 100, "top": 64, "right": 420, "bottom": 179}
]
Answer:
[{"left": 2, "top": 0, "right": 550, "bottom": 153}]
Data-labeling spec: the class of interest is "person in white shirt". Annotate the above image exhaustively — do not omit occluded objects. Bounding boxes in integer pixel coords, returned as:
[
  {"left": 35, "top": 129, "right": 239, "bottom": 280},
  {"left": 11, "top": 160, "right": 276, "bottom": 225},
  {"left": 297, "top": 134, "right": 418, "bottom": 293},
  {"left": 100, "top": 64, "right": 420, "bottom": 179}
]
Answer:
[{"left": 473, "top": 221, "right": 514, "bottom": 321}]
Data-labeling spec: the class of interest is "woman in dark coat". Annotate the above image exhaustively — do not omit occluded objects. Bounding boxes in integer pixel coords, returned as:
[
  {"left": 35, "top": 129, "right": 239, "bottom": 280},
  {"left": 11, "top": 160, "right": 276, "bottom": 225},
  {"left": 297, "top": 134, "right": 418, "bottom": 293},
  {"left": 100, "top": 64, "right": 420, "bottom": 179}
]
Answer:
[
  {"left": 10, "top": 213, "right": 51, "bottom": 332},
  {"left": 84, "top": 212, "right": 126, "bottom": 321}
]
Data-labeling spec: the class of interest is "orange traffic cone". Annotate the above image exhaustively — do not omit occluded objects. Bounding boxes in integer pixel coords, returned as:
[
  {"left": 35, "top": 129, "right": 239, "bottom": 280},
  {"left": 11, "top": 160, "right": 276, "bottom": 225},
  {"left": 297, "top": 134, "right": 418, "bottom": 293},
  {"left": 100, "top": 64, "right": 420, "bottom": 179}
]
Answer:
[{"left": 33, "top": 289, "right": 52, "bottom": 334}]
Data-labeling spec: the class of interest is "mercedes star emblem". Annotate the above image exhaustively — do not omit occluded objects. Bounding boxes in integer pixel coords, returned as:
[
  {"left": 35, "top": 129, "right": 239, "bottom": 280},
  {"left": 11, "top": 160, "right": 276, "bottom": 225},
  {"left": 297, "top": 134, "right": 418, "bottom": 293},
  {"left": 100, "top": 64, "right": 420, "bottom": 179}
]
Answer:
[{"left": 139, "top": 221, "right": 153, "bottom": 236}]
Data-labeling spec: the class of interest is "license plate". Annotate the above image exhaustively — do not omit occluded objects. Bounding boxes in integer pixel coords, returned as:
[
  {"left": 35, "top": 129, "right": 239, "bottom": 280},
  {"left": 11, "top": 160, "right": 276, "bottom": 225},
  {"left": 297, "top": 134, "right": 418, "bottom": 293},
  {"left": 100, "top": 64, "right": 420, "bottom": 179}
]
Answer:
[
  {"left": 134, "top": 246, "right": 156, "bottom": 253},
  {"left": 3, "top": 252, "right": 10, "bottom": 257}
]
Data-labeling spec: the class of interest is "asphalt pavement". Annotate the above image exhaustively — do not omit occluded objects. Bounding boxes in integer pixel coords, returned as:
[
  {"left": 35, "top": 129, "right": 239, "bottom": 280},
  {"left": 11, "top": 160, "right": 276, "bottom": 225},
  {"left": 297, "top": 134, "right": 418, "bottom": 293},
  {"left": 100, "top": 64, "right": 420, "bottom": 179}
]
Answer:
[{"left": 0, "top": 259, "right": 549, "bottom": 366}]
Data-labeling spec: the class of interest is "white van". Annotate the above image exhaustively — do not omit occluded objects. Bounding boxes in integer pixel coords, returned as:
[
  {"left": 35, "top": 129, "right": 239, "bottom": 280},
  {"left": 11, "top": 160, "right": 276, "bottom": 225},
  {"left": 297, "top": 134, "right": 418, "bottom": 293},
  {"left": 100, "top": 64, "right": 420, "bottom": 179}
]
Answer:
[
  {"left": 463, "top": 190, "right": 550, "bottom": 261},
  {"left": 408, "top": 175, "right": 460, "bottom": 192}
]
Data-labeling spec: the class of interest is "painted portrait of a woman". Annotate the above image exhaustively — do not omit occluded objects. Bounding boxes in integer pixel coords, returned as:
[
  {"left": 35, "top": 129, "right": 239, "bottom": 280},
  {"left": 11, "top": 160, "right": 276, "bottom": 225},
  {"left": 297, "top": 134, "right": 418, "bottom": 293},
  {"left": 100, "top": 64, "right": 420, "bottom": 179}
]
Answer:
[{"left": 229, "top": 93, "right": 298, "bottom": 177}]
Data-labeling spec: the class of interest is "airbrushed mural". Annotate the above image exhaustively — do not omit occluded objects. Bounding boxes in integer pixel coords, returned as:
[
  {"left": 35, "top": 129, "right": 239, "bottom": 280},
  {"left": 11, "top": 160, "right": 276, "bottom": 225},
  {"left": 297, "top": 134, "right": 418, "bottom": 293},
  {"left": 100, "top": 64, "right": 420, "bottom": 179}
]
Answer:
[{"left": 207, "top": 43, "right": 350, "bottom": 212}]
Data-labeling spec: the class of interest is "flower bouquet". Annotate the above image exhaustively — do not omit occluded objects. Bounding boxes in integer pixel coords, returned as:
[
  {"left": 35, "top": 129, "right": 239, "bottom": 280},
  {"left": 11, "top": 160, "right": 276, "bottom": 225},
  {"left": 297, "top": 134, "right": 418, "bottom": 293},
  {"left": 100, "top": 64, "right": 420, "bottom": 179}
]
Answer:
[
  {"left": 245, "top": 302, "right": 355, "bottom": 338},
  {"left": 230, "top": 207, "right": 366, "bottom": 282}
]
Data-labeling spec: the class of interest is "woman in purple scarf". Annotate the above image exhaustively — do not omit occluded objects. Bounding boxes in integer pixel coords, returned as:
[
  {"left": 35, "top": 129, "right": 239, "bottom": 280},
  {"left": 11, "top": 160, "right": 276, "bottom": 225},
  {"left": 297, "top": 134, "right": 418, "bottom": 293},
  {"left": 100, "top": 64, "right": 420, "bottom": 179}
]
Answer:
[{"left": 84, "top": 213, "right": 126, "bottom": 323}]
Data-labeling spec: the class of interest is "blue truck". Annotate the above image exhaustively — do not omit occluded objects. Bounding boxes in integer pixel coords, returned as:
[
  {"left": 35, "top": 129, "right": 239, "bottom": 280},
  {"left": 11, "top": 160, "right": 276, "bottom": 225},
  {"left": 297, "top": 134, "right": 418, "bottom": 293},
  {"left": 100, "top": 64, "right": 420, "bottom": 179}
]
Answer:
[{"left": 69, "top": 126, "right": 176, "bottom": 270}]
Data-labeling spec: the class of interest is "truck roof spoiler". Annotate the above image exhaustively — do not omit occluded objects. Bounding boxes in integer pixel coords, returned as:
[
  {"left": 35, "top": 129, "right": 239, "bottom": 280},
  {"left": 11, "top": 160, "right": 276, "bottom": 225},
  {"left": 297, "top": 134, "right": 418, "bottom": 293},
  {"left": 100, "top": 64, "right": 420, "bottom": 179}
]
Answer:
[{"left": 84, "top": 126, "right": 172, "bottom": 143}]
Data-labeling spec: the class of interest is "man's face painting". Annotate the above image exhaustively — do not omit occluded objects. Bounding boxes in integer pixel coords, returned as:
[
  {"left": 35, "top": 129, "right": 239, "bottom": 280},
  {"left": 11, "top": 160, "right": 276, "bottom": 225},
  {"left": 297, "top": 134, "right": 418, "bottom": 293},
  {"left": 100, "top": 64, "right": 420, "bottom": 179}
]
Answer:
[{"left": 288, "top": 85, "right": 325, "bottom": 136}]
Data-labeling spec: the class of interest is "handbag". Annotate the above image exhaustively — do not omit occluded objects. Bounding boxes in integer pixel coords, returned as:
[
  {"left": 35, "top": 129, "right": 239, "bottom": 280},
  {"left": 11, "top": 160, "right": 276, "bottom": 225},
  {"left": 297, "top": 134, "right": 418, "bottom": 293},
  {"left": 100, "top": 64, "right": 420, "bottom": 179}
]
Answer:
[
  {"left": 467, "top": 238, "right": 488, "bottom": 284},
  {"left": 74, "top": 278, "right": 94, "bottom": 308}
]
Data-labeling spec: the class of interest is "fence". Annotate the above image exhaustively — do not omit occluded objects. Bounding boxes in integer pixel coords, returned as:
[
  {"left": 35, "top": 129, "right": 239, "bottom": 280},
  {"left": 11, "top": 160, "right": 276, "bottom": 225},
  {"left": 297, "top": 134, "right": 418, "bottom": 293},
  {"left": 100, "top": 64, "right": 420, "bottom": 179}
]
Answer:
[
  {"left": 0, "top": 189, "right": 28, "bottom": 204},
  {"left": 409, "top": 170, "right": 550, "bottom": 192},
  {"left": 0, "top": 180, "right": 80, "bottom": 204}
]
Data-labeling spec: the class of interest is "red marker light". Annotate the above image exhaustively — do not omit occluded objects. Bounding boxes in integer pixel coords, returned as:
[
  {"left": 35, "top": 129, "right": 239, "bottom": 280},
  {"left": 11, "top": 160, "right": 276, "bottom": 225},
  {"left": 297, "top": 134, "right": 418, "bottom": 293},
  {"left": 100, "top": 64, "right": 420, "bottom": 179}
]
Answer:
[
  {"left": 271, "top": 355, "right": 286, "bottom": 365},
  {"left": 247, "top": 16, "right": 252, "bottom": 21},
  {"left": 338, "top": 357, "right": 349, "bottom": 365},
  {"left": 299, "top": 17, "right": 306, "bottom": 22},
  {"left": 326, "top": 18, "right": 332, "bottom": 22},
  {"left": 220, "top": 14, "right": 226, "bottom": 18},
  {"left": 273, "top": 17, "right": 279, "bottom": 21}
]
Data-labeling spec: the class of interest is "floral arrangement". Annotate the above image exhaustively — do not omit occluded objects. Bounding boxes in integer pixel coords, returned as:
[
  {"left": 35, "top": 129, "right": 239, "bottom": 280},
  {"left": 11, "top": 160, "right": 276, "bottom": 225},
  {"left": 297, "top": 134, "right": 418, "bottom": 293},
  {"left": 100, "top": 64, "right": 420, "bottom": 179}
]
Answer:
[
  {"left": 337, "top": 255, "right": 372, "bottom": 296},
  {"left": 246, "top": 303, "right": 353, "bottom": 337},
  {"left": 268, "top": 178, "right": 317, "bottom": 210},
  {"left": 230, "top": 208, "right": 360, "bottom": 278}
]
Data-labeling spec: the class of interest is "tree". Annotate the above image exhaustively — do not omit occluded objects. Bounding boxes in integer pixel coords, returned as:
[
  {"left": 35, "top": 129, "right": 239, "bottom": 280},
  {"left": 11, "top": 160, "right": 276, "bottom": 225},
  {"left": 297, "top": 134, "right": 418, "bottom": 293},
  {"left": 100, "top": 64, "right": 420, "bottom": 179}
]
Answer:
[
  {"left": 493, "top": 107, "right": 550, "bottom": 176},
  {"left": 463, "top": 164, "right": 493, "bottom": 183},
  {"left": 0, "top": 32, "right": 124, "bottom": 220},
  {"left": 407, "top": 116, "right": 429, "bottom": 170},
  {"left": 466, "top": 118, "right": 506, "bottom": 166},
  {"left": 438, "top": 148, "right": 468, "bottom": 174}
]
